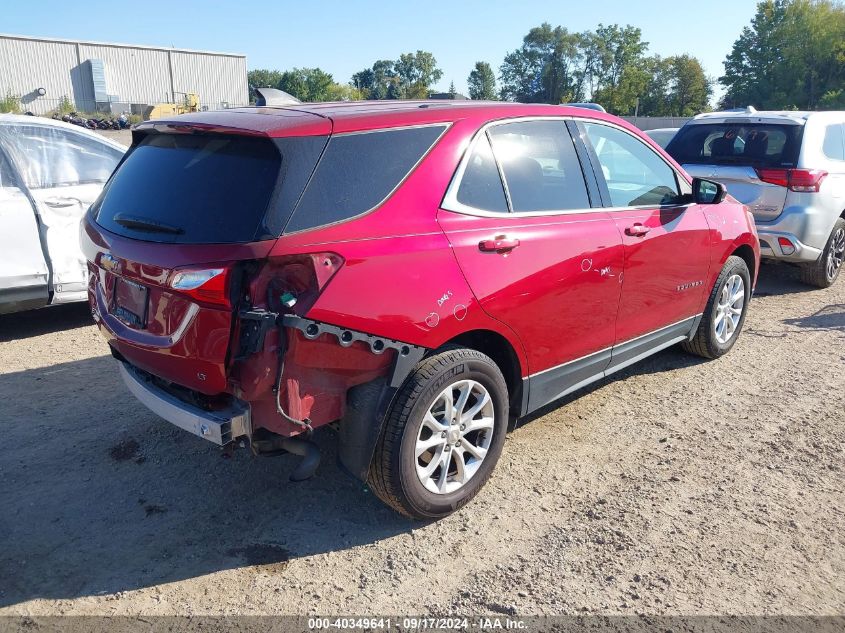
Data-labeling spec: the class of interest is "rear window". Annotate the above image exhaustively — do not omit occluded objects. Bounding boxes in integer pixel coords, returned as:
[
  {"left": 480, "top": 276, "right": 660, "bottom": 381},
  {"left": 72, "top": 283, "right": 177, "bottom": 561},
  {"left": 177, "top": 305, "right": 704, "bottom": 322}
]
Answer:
[
  {"left": 284, "top": 124, "right": 447, "bottom": 233},
  {"left": 666, "top": 122, "right": 803, "bottom": 168},
  {"left": 94, "top": 133, "right": 326, "bottom": 244}
]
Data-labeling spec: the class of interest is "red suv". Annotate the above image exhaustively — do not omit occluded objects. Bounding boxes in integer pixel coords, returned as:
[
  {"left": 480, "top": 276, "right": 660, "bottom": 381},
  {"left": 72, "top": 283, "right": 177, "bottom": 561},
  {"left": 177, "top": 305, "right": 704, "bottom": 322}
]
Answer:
[{"left": 82, "top": 102, "right": 760, "bottom": 519}]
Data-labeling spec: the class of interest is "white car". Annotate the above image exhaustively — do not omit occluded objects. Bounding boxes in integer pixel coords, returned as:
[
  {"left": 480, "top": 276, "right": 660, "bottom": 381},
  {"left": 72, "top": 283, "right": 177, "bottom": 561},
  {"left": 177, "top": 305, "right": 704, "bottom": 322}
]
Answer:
[{"left": 0, "top": 114, "right": 125, "bottom": 314}]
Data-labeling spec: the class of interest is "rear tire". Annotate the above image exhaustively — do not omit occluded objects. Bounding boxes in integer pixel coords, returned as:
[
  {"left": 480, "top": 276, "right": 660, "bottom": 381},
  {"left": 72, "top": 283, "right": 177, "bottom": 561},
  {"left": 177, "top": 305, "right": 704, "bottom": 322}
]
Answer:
[
  {"left": 368, "top": 346, "right": 508, "bottom": 519},
  {"left": 682, "top": 255, "right": 751, "bottom": 360},
  {"left": 799, "top": 217, "right": 845, "bottom": 288}
]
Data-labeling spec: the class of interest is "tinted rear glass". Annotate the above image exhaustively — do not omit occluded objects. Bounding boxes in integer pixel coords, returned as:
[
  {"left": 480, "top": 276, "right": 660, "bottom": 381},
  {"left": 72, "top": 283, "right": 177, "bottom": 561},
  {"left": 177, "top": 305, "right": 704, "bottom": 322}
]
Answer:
[
  {"left": 93, "top": 133, "right": 326, "bottom": 244},
  {"left": 284, "top": 124, "right": 447, "bottom": 233},
  {"left": 666, "top": 122, "right": 803, "bottom": 167}
]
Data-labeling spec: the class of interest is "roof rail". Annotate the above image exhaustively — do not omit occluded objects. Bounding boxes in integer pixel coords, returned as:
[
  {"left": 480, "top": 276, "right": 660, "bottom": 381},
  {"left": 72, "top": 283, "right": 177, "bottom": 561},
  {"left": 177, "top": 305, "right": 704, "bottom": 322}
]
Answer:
[{"left": 562, "top": 102, "right": 607, "bottom": 113}]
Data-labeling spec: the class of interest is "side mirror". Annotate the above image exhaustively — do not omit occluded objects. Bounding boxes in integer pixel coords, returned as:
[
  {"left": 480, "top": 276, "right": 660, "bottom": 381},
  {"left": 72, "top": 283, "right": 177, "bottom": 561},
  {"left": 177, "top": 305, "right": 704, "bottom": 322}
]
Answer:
[{"left": 692, "top": 177, "right": 727, "bottom": 204}]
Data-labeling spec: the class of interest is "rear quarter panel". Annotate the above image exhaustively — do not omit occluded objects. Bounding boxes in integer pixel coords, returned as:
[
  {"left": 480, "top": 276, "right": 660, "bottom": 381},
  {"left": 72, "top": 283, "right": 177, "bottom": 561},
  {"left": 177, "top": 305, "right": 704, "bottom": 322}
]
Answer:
[{"left": 271, "top": 118, "right": 529, "bottom": 376}]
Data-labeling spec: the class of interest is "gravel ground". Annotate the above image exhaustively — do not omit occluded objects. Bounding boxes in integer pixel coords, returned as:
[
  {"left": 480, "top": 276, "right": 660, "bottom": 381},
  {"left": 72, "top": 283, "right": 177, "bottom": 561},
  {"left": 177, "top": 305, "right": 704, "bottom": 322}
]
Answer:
[
  {"left": 0, "top": 261, "right": 842, "bottom": 616},
  {"left": 94, "top": 129, "right": 132, "bottom": 147}
]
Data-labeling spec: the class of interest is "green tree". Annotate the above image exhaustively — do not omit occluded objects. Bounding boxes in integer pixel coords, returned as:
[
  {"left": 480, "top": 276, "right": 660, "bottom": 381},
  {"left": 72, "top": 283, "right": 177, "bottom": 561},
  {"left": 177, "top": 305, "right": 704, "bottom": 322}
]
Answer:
[
  {"left": 721, "top": 0, "right": 845, "bottom": 109},
  {"left": 588, "top": 24, "right": 649, "bottom": 115},
  {"left": 395, "top": 50, "right": 443, "bottom": 99},
  {"left": 247, "top": 69, "right": 283, "bottom": 102},
  {"left": 278, "top": 67, "right": 341, "bottom": 102},
  {"left": 352, "top": 60, "right": 399, "bottom": 99},
  {"left": 636, "top": 55, "right": 712, "bottom": 116},
  {"left": 499, "top": 23, "right": 585, "bottom": 103},
  {"left": 467, "top": 61, "right": 498, "bottom": 100},
  {"left": 667, "top": 55, "right": 712, "bottom": 116},
  {"left": 720, "top": 1, "right": 791, "bottom": 108},
  {"left": 277, "top": 70, "right": 308, "bottom": 100},
  {"left": 637, "top": 56, "right": 672, "bottom": 116}
]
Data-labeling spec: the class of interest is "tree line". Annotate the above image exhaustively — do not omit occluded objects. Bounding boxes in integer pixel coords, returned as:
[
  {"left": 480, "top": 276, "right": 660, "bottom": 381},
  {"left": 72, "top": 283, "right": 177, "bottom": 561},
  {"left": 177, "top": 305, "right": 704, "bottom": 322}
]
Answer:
[
  {"left": 721, "top": 0, "right": 845, "bottom": 109},
  {"left": 247, "top": 0, "right": 845, "bottom": 115}
]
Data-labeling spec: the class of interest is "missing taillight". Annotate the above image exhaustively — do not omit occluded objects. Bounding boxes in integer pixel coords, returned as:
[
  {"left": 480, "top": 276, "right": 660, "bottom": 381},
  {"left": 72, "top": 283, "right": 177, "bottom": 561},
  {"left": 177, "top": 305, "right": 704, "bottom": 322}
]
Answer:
[{"left": 264, "top": 253, "right": 344, "bottom": 315}]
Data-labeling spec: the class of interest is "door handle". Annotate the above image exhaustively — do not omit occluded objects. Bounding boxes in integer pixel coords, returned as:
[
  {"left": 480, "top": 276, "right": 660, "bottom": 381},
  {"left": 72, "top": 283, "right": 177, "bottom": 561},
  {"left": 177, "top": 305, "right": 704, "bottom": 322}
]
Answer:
[
  {"left": 479, "top": 236, "right": 521, "bottom": 253},
  {"left": 625, "top": 223, "right": 650, "bottom": 237}
]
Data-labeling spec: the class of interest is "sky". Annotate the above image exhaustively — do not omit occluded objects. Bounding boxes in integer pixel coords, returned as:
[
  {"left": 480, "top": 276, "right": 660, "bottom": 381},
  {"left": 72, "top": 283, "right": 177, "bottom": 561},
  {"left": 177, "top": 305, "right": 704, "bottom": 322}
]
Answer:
[{"left": 3, "top": 0, "right": 760, "bottom": 99}]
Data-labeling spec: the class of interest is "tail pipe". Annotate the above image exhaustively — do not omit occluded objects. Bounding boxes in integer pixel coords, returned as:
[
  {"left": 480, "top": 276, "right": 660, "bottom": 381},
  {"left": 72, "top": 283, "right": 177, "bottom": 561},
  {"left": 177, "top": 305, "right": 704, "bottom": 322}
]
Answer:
[{"left": 252, "top": 435, "right": 321, "bottom": 482}]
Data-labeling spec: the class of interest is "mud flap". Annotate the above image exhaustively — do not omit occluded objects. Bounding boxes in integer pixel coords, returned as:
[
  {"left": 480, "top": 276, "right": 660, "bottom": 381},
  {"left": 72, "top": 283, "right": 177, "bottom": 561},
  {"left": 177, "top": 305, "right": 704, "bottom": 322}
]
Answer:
[{"left": 339, "top": 377, "right": 392, "bottom": 481}]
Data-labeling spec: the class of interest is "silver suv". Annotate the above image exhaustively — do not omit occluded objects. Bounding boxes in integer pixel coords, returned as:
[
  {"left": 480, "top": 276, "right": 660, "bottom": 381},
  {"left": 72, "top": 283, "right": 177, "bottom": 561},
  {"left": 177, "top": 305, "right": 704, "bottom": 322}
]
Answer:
[{"left": 667, "top": 108, "right": 845, "bottom": 287}]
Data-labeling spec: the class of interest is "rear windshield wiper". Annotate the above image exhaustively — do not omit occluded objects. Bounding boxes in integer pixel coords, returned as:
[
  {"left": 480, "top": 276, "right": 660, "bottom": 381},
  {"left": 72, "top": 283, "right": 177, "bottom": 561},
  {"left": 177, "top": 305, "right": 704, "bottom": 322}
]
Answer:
[{"left": 113, "top": 213, "right": 184, "bottom": 235}]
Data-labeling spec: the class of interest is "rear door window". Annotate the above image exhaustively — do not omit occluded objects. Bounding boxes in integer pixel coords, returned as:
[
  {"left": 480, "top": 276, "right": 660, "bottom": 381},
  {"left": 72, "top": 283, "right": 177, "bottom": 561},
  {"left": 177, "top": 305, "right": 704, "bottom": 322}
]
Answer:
[
  {"left": 666, "top": 122, "right": 803, "bottom": 167},
  {"left": 487, "top": 120, "right": 590, "bottom": 212},
  {"left": 284, "top": 124, "right": 447, "bottom": 233},
  {"left": 93, "top": 133, "right": 326, "bottom": 244}
]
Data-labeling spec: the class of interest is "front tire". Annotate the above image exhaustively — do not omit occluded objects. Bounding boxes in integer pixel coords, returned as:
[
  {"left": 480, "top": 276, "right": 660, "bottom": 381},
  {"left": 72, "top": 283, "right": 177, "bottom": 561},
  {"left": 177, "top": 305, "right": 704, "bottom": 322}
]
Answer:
[
  {"left": 682, "top": 255, "right": 751, "bottom": 359},
  {"left": 800, "top": 217, "right": 845, "bottom": 288},
  {"left": 368, "top": 346, "right": 508, "bottom": 519}
]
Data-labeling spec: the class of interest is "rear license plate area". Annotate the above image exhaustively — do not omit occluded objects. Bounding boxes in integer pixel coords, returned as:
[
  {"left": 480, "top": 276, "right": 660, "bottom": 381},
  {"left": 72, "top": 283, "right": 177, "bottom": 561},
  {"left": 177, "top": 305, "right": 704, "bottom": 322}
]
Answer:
[{"left": 112, "top": 277, "right": 149, "bottom": 328}]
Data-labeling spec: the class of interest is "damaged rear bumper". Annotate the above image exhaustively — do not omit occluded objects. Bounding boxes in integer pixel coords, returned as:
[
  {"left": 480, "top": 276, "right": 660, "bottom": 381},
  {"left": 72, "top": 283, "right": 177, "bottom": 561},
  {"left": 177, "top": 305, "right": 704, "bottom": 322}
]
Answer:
[
  {"left": 118, "top": 361, "right": 251, "bottom": 446},
  {"left": 280, "top": 315, "right": 426, "bottom": 388}
]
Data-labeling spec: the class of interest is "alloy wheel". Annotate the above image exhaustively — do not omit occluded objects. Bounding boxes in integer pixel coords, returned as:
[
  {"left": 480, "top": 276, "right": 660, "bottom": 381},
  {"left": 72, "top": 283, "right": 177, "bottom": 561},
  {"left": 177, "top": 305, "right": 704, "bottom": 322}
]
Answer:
[
  {"left": 415, "top": 379, "right": 495, "bottom": 495},
  {"left": 714, "top": 273, "right": 745, "bottom": 344},
  {"left": 826, "top": 227, "right": 845, "bottom": 282}
]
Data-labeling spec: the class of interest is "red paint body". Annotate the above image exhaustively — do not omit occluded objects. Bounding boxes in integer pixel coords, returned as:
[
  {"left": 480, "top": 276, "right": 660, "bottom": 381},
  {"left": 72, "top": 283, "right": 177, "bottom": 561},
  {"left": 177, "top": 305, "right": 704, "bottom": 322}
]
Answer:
[{"left": 81, "top": 102, "right": 760, "bottom": 438}]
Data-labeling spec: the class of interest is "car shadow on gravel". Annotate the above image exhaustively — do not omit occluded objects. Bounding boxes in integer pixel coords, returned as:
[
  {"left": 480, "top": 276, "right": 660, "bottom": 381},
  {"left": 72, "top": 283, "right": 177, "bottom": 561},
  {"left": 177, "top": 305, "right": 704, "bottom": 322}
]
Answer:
[
  {"left": 0, "top": 303, "right": 93, "bottom": 343},
  {"left": 0, "top": 355, "right": 417, "bottom": 608},
  {"left": 517, "top": 345, "right": 707, "bottom": 427},
  {"left": 753, "top": 261, "right": 817, "bottom": 297},
  {"left": 783, "top": 303, "right": 845, "bottom": 334}
]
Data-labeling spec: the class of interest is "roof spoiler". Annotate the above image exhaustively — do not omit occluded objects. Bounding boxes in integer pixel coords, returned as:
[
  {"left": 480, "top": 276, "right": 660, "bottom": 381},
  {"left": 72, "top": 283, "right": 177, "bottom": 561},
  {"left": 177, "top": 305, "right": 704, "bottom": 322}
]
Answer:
[{"left": 254, "top": 87, "right": 302, "bottom": 107}]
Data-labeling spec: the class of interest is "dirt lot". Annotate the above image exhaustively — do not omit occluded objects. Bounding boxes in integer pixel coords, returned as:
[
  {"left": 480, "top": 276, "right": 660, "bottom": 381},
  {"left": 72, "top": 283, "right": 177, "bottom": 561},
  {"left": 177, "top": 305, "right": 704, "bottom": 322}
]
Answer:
[
  {"left": 0, "top": 262, "right": 842, "bottom": 616},
  {"left": 95, "top": 129, "right": 132, "bottom": 147}
]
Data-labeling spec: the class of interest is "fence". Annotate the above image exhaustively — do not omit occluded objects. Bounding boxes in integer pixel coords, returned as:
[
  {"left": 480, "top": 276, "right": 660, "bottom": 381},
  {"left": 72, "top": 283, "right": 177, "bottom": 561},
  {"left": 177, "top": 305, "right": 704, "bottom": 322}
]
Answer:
[{"left": 622, "top": 116, "right": 693, "bottom": 131}]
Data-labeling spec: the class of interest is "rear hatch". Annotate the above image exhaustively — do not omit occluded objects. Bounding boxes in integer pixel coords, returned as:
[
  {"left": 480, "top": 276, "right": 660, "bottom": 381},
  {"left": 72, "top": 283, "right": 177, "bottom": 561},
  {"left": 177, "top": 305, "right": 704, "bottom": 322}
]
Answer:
[
  {"left": 83, "top": 115, "right": 330, "bottom": 394},
  {"left": 666, "top": 120, "right": 804, "bottom": 221}
]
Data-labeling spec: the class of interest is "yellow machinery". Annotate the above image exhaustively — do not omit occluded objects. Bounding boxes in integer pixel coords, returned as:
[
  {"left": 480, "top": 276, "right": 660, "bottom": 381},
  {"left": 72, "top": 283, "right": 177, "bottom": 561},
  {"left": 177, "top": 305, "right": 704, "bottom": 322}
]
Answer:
[{"left": 144, "top": 92, "right": 200, "bottom": 120}]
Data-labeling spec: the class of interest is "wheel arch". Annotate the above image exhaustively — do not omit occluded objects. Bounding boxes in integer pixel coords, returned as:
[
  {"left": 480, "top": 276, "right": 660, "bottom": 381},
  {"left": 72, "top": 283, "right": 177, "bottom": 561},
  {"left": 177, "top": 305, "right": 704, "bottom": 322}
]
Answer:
[
  {"left": 731, "top": 243, "right": 757, "bottom": 283},
  {"left": 443, "top": 328, "right": 525, "bottom": 423}
]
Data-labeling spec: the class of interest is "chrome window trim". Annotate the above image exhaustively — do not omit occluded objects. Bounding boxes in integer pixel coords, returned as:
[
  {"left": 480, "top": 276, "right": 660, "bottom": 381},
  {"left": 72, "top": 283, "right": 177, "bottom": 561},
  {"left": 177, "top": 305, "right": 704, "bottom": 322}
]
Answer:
[
  {"left": 329, "top": 121, "right": 452, "bottom": 137},
  {"left": 441, "top": 115, "right": 694, "bottom": 219},
  {"left": 487, "top": 130, "right": 515, "bottom": 212}
]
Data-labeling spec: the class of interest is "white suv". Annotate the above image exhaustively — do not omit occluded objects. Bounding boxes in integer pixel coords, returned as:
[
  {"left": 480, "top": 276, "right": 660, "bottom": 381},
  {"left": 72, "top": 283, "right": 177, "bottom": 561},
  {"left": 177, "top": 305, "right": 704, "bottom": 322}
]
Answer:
[{"left": 667, "top": 108, "right": 845, "bottom": 287}]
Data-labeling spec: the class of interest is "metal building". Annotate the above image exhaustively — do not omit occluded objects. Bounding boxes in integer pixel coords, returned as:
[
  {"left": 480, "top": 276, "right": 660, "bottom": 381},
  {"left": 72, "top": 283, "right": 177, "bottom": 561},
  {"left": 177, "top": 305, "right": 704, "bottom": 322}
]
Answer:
[{"left": 0, "top": 33, "right": 248, "bottom": 115}]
